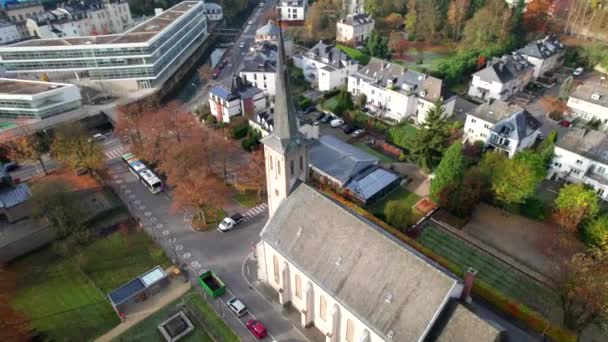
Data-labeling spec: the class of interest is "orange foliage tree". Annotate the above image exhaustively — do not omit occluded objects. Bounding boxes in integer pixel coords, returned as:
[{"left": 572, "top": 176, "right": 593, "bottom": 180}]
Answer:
[
  {"left": 236, "top": 149, "right": 267, "bottom": 200},
  {"left": 524, "top": 0, "right": 553, "bottom": 32}
]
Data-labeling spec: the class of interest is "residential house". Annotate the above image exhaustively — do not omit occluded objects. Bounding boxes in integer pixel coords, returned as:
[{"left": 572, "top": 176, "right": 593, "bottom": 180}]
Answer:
[
  {"left": 208, "top": 76, "right": 266, "bottom": 123},
  {"left": 0, "top": 171, "right": 31, "bottom": 223},
  {"left": 468, "top": 53, "right": 534, "bottom": 102},
  {"left": 256, "top": 26, "right": 505, "bottom": 342},
  {"left": 348, "top": 58, "right": 455, "bottom": 124},
  {"left": 516, "top": 35, "right": 565, "bottom": 79},
  {"left": 548, "top": 128, "right": 608, "bottom": 200},
  {"left": 240, "top": 42, "right": 278, "bottom": 96},
  {"left": 567, "top": 78, "right": 608, "bottom": 125},
  {"left": 294, "top": 40, "right": 358, "bottom": 91},
  {"left": 203, "top": 2, "right": 222, "bottom": 21},
  {"left": 255, "top": 20, "right": 294, "bottom": 56},
  {"left": 464, "top": 100, "right": 541, "bottom": 158},
  {"left": 336, "top": 13, "right": 374, "bottom": 45},
  {"left": 277, "top": 0, "right": 306, "bottom": 23},
  {"left": 1, "top": 0, "right": 44, "bottom": 39}
]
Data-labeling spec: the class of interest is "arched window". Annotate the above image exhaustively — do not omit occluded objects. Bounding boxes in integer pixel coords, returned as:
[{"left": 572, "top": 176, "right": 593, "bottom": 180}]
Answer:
[
  {"left": 295, "top": 274, "right": 302, "bottom": 299},
  {"left": 290, "top": 160, "right": 294, "bottom": 177},
  {"left": 273, "top": 255, "right": 280, "bottom": 283},
  {"left": 319, "top": 295, "right": 327, "bottom": 320},
  {"left": 346, "top": 319, "right": 355, "bottom": 342}
]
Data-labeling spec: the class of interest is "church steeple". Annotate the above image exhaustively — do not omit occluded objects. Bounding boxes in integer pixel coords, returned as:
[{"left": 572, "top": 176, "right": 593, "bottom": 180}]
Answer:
[{"left": 261, "top": 21, "right": 309, "bottom": 217}]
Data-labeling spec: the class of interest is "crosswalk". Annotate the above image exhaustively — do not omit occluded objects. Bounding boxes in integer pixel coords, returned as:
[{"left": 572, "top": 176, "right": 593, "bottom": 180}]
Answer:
[
  {"left": 104, "top": 145, "right": 126, "bottom": 160},
  {"left": 243, "top": 203, "right": 268, "bottom": 220}
]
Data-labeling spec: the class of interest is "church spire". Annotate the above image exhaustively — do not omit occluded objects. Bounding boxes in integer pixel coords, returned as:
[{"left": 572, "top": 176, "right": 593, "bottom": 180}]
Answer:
[{"left": 270, "top": 20, "right": 299, "bottom": 150}]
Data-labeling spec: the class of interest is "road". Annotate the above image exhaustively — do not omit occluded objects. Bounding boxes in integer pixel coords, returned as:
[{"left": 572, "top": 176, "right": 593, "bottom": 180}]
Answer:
[
  {"left": 101, "top": 136, "right": 308, "bottom": 342},
  {"left": 179, "top": 0, "right": 279, "bottom": 112},
  {"left": 7, "top": 156, "right": 60, "bottom": 182}
]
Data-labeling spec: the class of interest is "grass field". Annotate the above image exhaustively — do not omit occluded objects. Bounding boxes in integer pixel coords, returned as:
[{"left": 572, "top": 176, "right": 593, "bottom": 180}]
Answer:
[
  {"left": 417, "top": 223, "right": 559, "bottom": 314},
  {"left": 353, "top": 141, "right": 397, "bottom": 163},
  {"left": 387, "top": 123, "right": 418, "bottom": 150},
  {"left": 368, "top": 187, "right": 421, "bottom": 217},
  {"left": 336, "top": 45, "right": 371, "bottom": 65},
  {"left": 393, "top": 47, "right": 456, "bottom": 73},
  {"left": 321, "top": 95, "right": 340, "bottom": 113},
  {"left": 113, "top": 290, "right": 239, "bottom": 342},
  {"left": 232, "top": 190, "right": 261, "bottom": 208},
  {"left": 9, "top": 230, "right": 171, "bottom": 341}
]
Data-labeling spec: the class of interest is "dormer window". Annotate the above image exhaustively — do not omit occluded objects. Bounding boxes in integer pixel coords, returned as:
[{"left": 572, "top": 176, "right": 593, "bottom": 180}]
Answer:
[{"left": 592, "top": 93, "right": 601, "bottom": 101}]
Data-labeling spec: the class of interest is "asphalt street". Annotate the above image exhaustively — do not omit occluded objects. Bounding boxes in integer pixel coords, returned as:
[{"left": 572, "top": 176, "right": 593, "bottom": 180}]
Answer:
[{"left": 101, "top": 137, "right": 308, "bottom": 342}]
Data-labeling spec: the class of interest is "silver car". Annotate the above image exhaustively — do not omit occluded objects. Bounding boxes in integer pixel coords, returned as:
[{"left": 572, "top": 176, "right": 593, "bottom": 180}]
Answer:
[{"left": 227, "top": 298, "right": 248, "bottom": 317}]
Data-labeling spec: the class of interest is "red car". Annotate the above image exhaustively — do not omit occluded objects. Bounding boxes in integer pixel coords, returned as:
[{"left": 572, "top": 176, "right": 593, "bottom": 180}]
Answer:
[
  {"left": 559, "top": 120, "right": 571, "bottom": 127},
  {"left": 212, "top": 68, "right": 221, "bottom": 79},
  {"left": 246, "top": 319, "right": 267, "bottom": 339}
]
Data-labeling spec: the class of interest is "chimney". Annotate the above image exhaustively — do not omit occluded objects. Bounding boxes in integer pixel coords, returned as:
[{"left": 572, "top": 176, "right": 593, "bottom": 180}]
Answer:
[{"left": 461, "top": 267, "right": 478, "bottom": 303}]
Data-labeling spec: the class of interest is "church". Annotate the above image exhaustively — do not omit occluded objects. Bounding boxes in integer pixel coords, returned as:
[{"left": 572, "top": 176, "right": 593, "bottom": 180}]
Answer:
[{"left": 255, "top": 26, "right": 504, "bottom": 342}]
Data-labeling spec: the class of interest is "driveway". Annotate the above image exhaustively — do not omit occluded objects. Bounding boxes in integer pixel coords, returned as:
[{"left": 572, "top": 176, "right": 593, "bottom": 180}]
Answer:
[{"left": 101, "top": 138, "right": 308, "bottom": 341}]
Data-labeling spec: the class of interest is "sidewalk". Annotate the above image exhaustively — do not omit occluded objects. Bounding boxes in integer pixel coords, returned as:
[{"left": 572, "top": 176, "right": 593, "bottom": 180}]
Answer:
[{"left": 95, "top": 278, "right": 191, "bottom": 342}]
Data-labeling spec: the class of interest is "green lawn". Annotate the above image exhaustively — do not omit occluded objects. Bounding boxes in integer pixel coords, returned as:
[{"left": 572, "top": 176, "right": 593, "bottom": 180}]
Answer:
[
  {"left": 394, "top": 48, "right": 456, "bottom": 73},
  {"left": 387, "top": 124, "right": 418, "bottom": 150},
  {"left": 113, "top": 291, "right": 238, "bottom": 342},
  {"left": 336, "top": 45, "right": 371, "bottom": 65},
  {"left": 353, "top": 141, "right": 397, "bottom": 163},
  {"left": 417, "top": 223, "right": 559, "bottom": 314},
  {"left": 368, "top": 187, "right": 421, "bottom": 217},
  {"left": 9, "top": 230, "right": 171, "bottom": 341},
  {"left": 321, "top": 95, "right": 340, "bottom": 113},
  {"left": 232, "top": 190, "right": 261, "bottom": 208}
]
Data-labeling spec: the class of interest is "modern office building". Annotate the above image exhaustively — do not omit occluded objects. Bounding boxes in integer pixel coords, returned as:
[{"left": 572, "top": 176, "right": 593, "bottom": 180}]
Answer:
[
  {"left": 0, "top": 78, "right": 82, "bottom": 120},
  {"left": 0, "top": 1, "right": 208, "bottom": 91}
]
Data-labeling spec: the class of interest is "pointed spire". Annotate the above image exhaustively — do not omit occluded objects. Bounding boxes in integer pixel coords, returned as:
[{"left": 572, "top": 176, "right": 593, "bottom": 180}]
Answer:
[{"left": 272, "top": 20, "right": 298, "bottom": 149}]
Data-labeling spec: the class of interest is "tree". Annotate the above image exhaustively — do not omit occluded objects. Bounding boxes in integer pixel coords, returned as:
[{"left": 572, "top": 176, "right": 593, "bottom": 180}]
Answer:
[
  {"left": 385, "top": 200, "right": 413, "bottom": 230},
  {"left": 554, "top": 183, "right": 600, "bottom": 232},
  {"left": 583, "top": 215, "right": 608, "bottom": 250},
  {"left": 556, "top": 250, "right": 608, "bottom": 334},
  {"left": 390, "top": 36, "right": 409, "bottom": 57},
  {"left": 523, "top": 0, "right": 552, "bottom": 32},
  {"left": 384, "top": 12, "right": 403, "bottom": 29},
  {"left": 461, "top": 0, "right": 513, "bottom": 51},
  {"left": 0, "top": 267, "right": 31, "bottom": 341},
  {"left": 559, "top": 75, "right": 574, "bottom": 100},
  {"left": 430, "top": 142, "right": 464, "bottom": 201},
  {"left": 3, "top": 130, "right": 50, "bottom": 175},
  {"left": 409, "top": 99, "right": 449, "bottom": 170},
  {"left": 491, "top": 157, "right": 539, "bottom": 206},
  {"left": 447, "top": 0, "right": 470, "bottom": 39},
  {"left": 438, "top": 167, "right": 485, "bottom": 218},
  {"left": 30, "top": 179, "right": 87, "bottom": 240},
  {"left": 514, "top": 150, "right": 547, "bottom": 182},
  {"left": 510, "top": 0, "right": 526, "bottom": 41},
  {"left": 197, "top": 64, "right": 213, "bottom": 82},
  {"left": 236, "top": 149, "right": 266, "bottom": 200},
  {"left": 51, "top": 123, "right": 104, "bottom": 173},
  {"left": 365, "top": 31, "right": 390, "bottom": 58},
  {"left": 334, "top": 88, "right": 354, "bottom": 115},
  {"left": 404, "top": 0, "right": 417, "bottom": 38},
  {"left": 415, "top": 0, "right": 441, "bottom": 42}
]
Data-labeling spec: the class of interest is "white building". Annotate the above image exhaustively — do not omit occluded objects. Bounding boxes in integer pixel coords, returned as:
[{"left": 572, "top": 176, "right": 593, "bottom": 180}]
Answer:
[
  {"left": 348, "top": 58, "right": 455, "bottom": 124},
  {"left": 240, "top": 42, "right": 278, "bottom": 96},
  {"left": 277, "top": 0, "right": 306, "bottom": 23},
  {"left": 0, "top": 20, "right": 21, "bottom": 45},
  {"left": 0, "top": 78, "right": 81, "bottom": 121},
  {"left": 255, "top": 20, "right": 293, "bottom": 57},
  {"left": 336, "top": 13, "right": 374, "bottom": 45},
  {"left": 0, "top": 1, "right": 208, "bottom": 92},
  {"left": 464, "top": 101, "right": 541, "bottom": 158},
  {"left": 203, "top": 2, "right": 223, "bottom": 21},
  {"left": 516, "top": 35, "right": 565, "bottom": 79},
  {"left": 294, "top": 41, "right": 358, "bottom": 91},
  {"left": 1, "top": 0, "right": 45, "bottom": 39},
  {"left": 208, "top": 76, "right": 266, "bottom": 123},
  {"left": 468, "top": 53, "right": 534, "bottom": 102},
  {"left": 549, "top": 128, "right": 608, "bottom": 200},
  {"left": 256, "top": 30, "right": 504, "bottom": 342},
  {"left": 567, "top": 80, "right": 608, "bottom": 125}
]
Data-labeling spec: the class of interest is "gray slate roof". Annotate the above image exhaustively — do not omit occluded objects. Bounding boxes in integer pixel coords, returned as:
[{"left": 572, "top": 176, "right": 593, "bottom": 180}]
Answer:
[
  {"left": 309, "top": 135, "right": 378, "bottom": 185},
  {"left": 556, "top": 128, "right": 608, "bottom": 164},
  {"left": 434, "top": 303, "right": 503, "bottom": 342},
  {"left": 473, "top": 53, "right": 533, "bottom": 84},
  {"left": 346, "top": 166, "right": 400, "bottom": 201},
  {"left": 256, "top": 20, "right": 280, "bottom": 37},
  {"left": 517, "top": 35, "right": 564, "bottom": 60},
  {"left": 341, "top": 13, "right": 373, "bottom": 26},
  {"left": 0, "top": 183, "right": 31, "bottom": 208},
  {"left": 469, "top": 101, "right": 540, "bottom": 141},
  {"left": 570, "top": 83, "right": 608, "bottom": 108},
  {"left": 260, "top": 184, "right": 459, "bottom": 341},
  {"left": 241, "top": 42, "right": 278, "bottom": 73},
  {"left": 305, "top": 41, "right": 355, "bottom": 69}
]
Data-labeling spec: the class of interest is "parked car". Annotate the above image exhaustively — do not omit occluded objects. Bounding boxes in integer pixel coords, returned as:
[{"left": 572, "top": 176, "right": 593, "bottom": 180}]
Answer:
[
  {"left": 2, "top": 161, "right": 18, "bottom": 172},
  {"left": 573, "top": 67, "right": 584, "bottom": 76},
  {"left": 218, "top": 213, "right": 245, "bottom": 232},
  {"left": 212, "top": 68, "right": 221, "bottom": 79},
  {"left": 313, "top": 112, "right": 324, "bottom": 121},
  {"left": 248, "top": 20, "right": 254, "bottom": 26},
  {"left": 330, "top": 118, "right": 344, "bottom": 127},
  {"left": 246, "top": 319, "right": 268, "bottom": 339},
  {"left": 320, "top": 113, "right": 332, "bottom": 123},
  {"left": 218, "top": 60, "right": 227, "bottom": 70},
  {"left": 239, "top": 42, "right": 246, "bottom": 48},
  {"left": 352, "top": 129, "right": 365, "bottom": 137},
  {"left": 342, "top": 124, "right": 355, "bottom": 134},
  {"left": 559, "top": 120, "right": 572, "bottom": 127},
  {"left": 259, "top": 2, "right": 265, "bottom": 7},
  {"left": 227, "top": 298, "right": 248, "bottom": 317}
]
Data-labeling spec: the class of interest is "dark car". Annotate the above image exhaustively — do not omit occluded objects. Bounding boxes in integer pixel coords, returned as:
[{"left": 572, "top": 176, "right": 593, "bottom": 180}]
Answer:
[
  {"left": 3, "top": 161, "right": 18, "bottom": 172},
  {"left": 342, "top": 124, "right": 355, "bottom": 134},
  {"left": 313, "top": 112, "right": 324, "bottom": 121},
  {"left": 218, "top": 60, "right": 227, "bottom": 70},
  {"left": 320, "top": 113, "right": 333, "bottom": 123}
]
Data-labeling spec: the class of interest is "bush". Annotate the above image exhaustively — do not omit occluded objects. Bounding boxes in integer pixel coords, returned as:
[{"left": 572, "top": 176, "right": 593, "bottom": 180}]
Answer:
[
  {"left": 323, "top": 89, "right": 340, "bottom": 99},
  {"left": 519, "top": 196, "right": 546, "bottom": 220},
  {"left": 582, "top": 215, "right": 608, "bottom": 249},
  {"left": 385, "top": 200, "right": 413, "bottom": 230},
  {"left": 298, "top": 96, "right": 312, "bottom": 109},
  {"left": 231, "top": 122, "right": 250, "bottom": 140},
  {"left": 241, "top": 129, "right": 262, "bottom": 152}
]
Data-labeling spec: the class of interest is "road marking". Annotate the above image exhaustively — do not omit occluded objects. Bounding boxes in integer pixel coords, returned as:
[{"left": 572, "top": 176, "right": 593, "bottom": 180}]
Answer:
[
  {"left": 150, "top": 217, "right": 158, "bottom": 222},
  {"left": 175, "top": 245, "right": 183, "bottom": 251},
  {"left": 145, "top": 212, "right": 152, "bottom": 216},
  {"left": 104, "top": 146, "right": 126, "bottom": 160},
  {"left": 156, "top": 224, "right": 164, "bottom": 229},
  {"left": 162, "top": 230, "right": 170, "bottom": 236},
  {"left": 183, "top": 253, "right": 191, "bottom": 259},
  {"left": 139, "top": 205, "right": 146, "bottom": 210}
]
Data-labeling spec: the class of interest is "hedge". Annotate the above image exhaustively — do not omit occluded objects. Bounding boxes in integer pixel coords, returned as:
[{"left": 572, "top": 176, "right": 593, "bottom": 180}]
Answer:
[
  {"left": 322, "top": 190, "right": 577, "bottom": 342},
  {"left": 336, "top": 44, "right": 371, "bottom": 65},
  {"left": 231, "top": 122, "right": 249, "bottom": 140}
]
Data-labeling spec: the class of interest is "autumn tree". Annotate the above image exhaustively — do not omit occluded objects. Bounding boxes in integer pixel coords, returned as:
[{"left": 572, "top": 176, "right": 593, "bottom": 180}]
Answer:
[
  {"left": 583, "top": 215, "right": 608, "bottom": 250},
  {"left": 236, "top": 149, "right": 266, "bottom": 200},
  {"left": 385, "top": 200, "right": 413, "bottom": 230},
  {"left": 115, "top": 99, "right": 158, "bottom": 153},
  {"left": 0, "top": 267, "right": 31, "bottom": 341},
  {"left": 409, "top": 99, "right": 449, "bottom": 171},
  {"left": 554, "top": 183, "right": 600, "bottom": 232},
  {"left": 384, "top": 12, "right": 403, "bottom": 29},
  {"left": 556, "top": 250, "right": 608, "bottom": 334},
  {"left": 2, "top": 130, "right": 51, "bottom": 175},
  {"left": 438, "top": 167, "right": 486, "bottom": 218},
  {"left": 415, "top": 0, "right": 441, "bottom": 42},
  {"left": 389, "top": 34, "right": 409, "bottom": 57},
  {"left": 404, "top": 0, "right": 417, "bottom": 38},
  {"left": 523, "top": 0, "right": 552, "bottom": 32},
  {"left": 51, "top": 123, "right": 104, "bottom": 173},
  {"left": 430, "top": 141, "right": 464, "bottom": 201},
  {"left": 447, "top": 0, "right": 470, "bottom": 39},
  {"left": 491, "top": 157, "right": 539, "bottom": 206},
  {"left": 197, "top": 64, "right": 213, "bottom": 82},
  {"left": 461, "top": 0, "right": 514, "bottom": 50}
]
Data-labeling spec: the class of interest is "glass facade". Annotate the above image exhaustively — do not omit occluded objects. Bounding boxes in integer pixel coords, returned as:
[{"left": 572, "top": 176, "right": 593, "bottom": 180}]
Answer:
[
  {"left": 0, "top": 99, "right": 82, "bottom": 119},
  {"left": 0, "top": 3, "right": 208, "bottom": 84}
]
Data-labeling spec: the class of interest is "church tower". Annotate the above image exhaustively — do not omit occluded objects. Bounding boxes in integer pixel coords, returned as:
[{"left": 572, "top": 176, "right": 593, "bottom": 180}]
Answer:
[{"left": 261, "top": 23, "right": 309, "bottom": 217}]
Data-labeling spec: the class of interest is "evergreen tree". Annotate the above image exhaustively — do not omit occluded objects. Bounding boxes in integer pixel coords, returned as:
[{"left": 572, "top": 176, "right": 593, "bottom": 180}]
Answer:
[
  {"left": 409, "top": 99, "right": 449, "bottom": 170},
  {"left": 365, "top": 31, "right": 390, "bottom": 58},
  {"left": 430, "top": 142, "right": 465, "bottom": 201}
]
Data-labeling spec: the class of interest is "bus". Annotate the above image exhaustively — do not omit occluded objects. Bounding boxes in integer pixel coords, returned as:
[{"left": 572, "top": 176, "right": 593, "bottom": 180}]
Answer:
[
  {"left": 138, "top": 168, "right": 163, "bottom": 194},
  {"left": 122, "top": 153, "right": 147, "bottom": 176}
]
